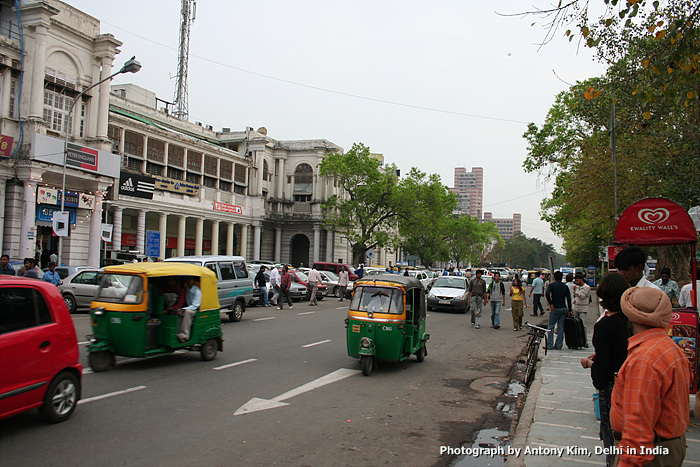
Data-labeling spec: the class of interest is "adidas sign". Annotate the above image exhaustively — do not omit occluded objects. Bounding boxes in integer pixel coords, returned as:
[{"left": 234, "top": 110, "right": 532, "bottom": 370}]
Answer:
[{"left": 121, "top": 178, "right": 135, "bottom": 192}]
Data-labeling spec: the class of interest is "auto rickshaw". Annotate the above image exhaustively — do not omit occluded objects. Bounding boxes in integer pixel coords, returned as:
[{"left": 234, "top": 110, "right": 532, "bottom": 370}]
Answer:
[
  {"left": 345, "top": 275, "right": 429, "bottom": 376},
  {"left": 86, "top": 263, "right": 223, "bottom": 371}
]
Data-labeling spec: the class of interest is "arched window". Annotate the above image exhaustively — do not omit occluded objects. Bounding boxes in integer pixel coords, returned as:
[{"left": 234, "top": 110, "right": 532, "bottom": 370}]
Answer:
[{"left": 294, "top": 163, "right": 313, "bottom": 202}]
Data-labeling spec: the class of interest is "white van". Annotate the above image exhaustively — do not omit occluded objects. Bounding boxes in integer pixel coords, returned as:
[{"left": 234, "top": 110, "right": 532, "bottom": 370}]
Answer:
[{"left": 164, "top": 255, "right": 254, "bottom": 322}]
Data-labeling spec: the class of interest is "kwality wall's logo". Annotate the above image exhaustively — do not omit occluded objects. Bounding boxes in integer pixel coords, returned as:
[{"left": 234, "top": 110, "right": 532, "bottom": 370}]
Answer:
[{"left": 638, "top": 208, "right": 670, "bottom": 225}]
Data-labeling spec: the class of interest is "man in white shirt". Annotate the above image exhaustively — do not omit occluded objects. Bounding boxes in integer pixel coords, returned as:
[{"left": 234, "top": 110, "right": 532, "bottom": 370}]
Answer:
[
  {"left": 177, "top": 277, "right": 202, "bottom": 342},
  {"left": 614, "top": 246, "right": 661, "bottom": 289},
  {"left": 269, "top": 266, "right": 281, "bottom": 306},
  {"left": 679, "top": 266, "right": 700, "bottom": 309},
  {"left": 307, "top": 266, "right": 323, "bottom": 306}
]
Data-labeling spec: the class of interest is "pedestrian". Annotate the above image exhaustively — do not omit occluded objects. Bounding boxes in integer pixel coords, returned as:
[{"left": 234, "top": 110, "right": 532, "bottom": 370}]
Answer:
[
  {"left": 614, "top": 246, "right": 660, "bottom": 289},
  {"left": 565, "top": 273, "right": 576, "bottom": 299},
  {"left": 465, "top": 269, "right": 472, "bottom": 279},
  {"left": 610, "top": 287, "right": 690, "bottom": 467},
  {"left": 277, "top": 266, "right": 293, "bottom": 309},
  {"left": 42, "top": 262, "right": 61, "bottom": 286},
  {"left": 544, "top": 270, "right": 572, "bottom": 350},
  {"left": 580, "top": 272, "right": 630, "bottom": 467},
  {"left": 18, "top": 257, "right": 40, "bottom": 279},
  {"left": 572, "top": 272, "right": 592, "bottom": 347},
  {"left": 356, "top": 264, "right": 364, "bottom": 279},
  {"left": 403, "top": 268, "right": 409, "bottom": 276},
  {"left": 338, "top": 269, "right": 349, "bottom": 301},
  {"left": 510, "top": 277, "right": 527, "bottom": 331},
  {"left": 485, "top": 271, "right": 506, "bottom": 329},
  {"left": 0, "top": 254, "right": 16, "bottom": 276},
  {"left": 176, "top": 276, "right": 201, "bottom": 342},
  {"left": 49, "top": 250, "right": 58, "bottom": 265},
  {"left": 653, "top": 267, "right": 680, "bottom": 303},
  {"left": 468, "top": 269, "right": 486, "bottom": 329},
  {"left": 255, "top": 266, "right": 271, "bottom": 307},
  {"left": 307, "top": 265, "right": 323, "bottom": 306},
  {"left": 529, "top": 271, "right": 545, "bottom": 316},
  {"left": 269, "top": 265, "right": 281, "bottom": 306},
  {"left": 678, "top": 266, "right": 699, "bottom": 309}
]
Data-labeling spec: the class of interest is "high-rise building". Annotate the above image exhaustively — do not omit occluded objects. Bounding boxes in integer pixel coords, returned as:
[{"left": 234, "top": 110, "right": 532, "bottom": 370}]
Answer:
[
  {"left": 483, "top": 212, "right": 521, "bottom": 239},
  {"left": 452, "top": 167, "right": 483, "bottom": 220}
]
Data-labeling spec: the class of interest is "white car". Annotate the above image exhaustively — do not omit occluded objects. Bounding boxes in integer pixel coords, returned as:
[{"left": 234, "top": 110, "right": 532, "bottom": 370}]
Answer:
[
  {"left": 427, "top": 276, "right": 468, "bottom": 313},
  {"left": 318, "top": 270, "right": 354, "bottom": 299},
  {"left": 407, "top": 270, "right": 433, "bottom": 289}
]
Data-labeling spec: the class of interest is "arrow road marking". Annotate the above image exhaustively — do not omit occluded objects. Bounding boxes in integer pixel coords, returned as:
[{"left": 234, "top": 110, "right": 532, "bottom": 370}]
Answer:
[{"left": 234, "top": 368, "right": 360, "bottom": 416}]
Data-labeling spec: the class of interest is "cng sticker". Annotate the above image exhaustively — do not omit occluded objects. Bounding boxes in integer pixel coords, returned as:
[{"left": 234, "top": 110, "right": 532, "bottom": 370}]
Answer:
[
  {"left": 111, "top": 317, "right": 122, "bottom": 324},
  {"left": 352, "top": 324, "right": 360, "bottom": 333},
  {"left": 382, "top": 326, "right": 392, "bottom": 331}
]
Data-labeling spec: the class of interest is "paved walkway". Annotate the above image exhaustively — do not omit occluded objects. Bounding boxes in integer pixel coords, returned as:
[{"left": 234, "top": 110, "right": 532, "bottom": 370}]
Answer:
[{"left": 508, "top": 322, "right": 700, "bottom": 466}]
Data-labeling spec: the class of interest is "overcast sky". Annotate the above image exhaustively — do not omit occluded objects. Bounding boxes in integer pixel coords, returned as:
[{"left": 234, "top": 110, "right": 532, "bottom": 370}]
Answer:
[{"left": 67, "top": 0, "right": 607, "bottom": 253}]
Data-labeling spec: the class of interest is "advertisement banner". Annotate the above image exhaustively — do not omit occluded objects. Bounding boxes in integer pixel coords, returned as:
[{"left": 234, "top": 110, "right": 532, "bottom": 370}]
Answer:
[
  {"left": 146, "top": 230, "right": 161, "bottom": 257},
  {"left": 154, "top": 176, "right": 200, "bottom": 196},
  {"left": 0, "top": 134, "right": 14, "bottom": 157},
  {"left": 79, "top": 193, "right": 95, "bottom": 210},
  {"left": 37, "top": 205, "right": 76, "bottom": 224},
  {"left": 668, "top": 309, "right": 699, "bottom": 393},
  {"left": 32, "top": 133, "right": 120, "bottom": 177},
  {"left": 38, "top": 187, "right": 59, "bottom": 205},
  {"left": 119, "top": 172, "right": 155, "bottom": 199},
  {"left": 213, "top": 201, "right": 243, "bottom": 214},
  {"left": 52, "top": 211, "right": 70, "bottom": 237},
  {"left": 101, "top": 223, "right": 113, "bottom": 243}
]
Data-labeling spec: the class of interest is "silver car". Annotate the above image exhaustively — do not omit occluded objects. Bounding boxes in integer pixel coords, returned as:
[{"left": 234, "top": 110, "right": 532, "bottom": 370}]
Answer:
[{"left": 58, "top": 269, "right": 102, "bottom": 313}]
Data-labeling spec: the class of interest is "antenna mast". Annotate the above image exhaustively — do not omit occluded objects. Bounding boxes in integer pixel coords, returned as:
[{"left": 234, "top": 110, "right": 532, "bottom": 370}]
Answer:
[{"left": 173, "top": 0, "right": 195, "bottom": 120}]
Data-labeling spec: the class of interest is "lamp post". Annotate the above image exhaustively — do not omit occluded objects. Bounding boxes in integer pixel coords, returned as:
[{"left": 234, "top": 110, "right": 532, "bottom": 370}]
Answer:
[{"left": 58, "top": 57, "right": 141, "bottom": 266}]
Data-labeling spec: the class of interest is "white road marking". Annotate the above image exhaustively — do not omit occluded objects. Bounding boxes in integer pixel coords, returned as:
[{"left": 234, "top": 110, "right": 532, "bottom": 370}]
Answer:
[
  {"left": 533, "top": 422, "right": 586, "bottom": 430},
  {"left": 214, "top": 358, "right": 257, "bottom": 371},
  {"left": 253, "top": 317, "right": 276, "bottom": 321},
  {"left": 302, "top": 339, "right": 331, "bottom": 348},
  {"left": 78, "top": 341, "right": 90, "bottom": 345},
  {"left": 78, "top": 386, "right": 147, "bottom": 404},
  {"left": 234, "top": 368, "right": 360, "bottom": 415},
  {"left": 336, "top": 306, "right": 348, "bottom": 310},
  {"left": 297, "top": 311, "right": 315, "bottom": 315}
]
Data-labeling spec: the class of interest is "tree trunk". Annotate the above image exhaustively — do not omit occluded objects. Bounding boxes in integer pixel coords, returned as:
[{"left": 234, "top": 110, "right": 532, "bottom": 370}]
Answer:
[{"left": 654, "top": 245, "right": 692, "bottom": 286}]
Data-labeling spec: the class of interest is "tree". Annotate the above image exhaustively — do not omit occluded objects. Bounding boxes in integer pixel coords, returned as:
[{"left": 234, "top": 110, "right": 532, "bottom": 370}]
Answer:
[
  {"left": 318, "top": 143, "right": 401, "bottom": 266},
  {"left": 444, "top": 216, "right": 503, "bottom": 268},
  {"left": 394, "top": 168, "right": 457, "bottom": 267}
]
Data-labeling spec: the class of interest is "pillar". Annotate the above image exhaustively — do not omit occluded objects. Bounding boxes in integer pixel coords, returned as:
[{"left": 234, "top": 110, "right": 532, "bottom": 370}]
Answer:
[
  {"left": 87, "top": 191, "right": 104, "bottom": 267},
  {"left": 313, "top": 225, "right": 320, "bottom": 264},
  {"left": 226, "top": 222, "right": 234, "bottom": 256},
  {"left": 112, "top": 206, "right": 123, "bottom": 251},
  {"left": 28, "top": 24, "right": 49, "bottom": 119},
  {"left": 326, "top": 230, "right": 334, "bottom": 262},
  {"left": 177, "top": 215, "right": 186, "bottom": 257},
  {"left": 253, "top": 224, "right": 261, "bottom": 260},
  {"left": 96, "top": 56, "right": 114, "bottom": 139},
  {"left": 195, "top": 217, "right": 203, "bottom": 256},
  {"left": 240, "top": 224, "right": 249, "bottom": 258},
  {"left": 274, "top": 227, "right": 282, "bottom": 263},
  {"left": 0, "top": 68, "right": 11, "bottom": 118},
  {"left": 19, "top": 178, "right": 38, "bottom": 260},
  {"left": 210, "top": 220, "right": 220, "bottom": 255},
  {"left": 136, "top": 209, "right": 146, "bottom": 255},
  {"left": 0, "top": 179, "right": 6, "bottom": 254},
  {"left": 277, "top": 158, "right": 285, "bottom": 198},
  {"left": 159, "top": 213, "right": 167, "bottom": 260}
]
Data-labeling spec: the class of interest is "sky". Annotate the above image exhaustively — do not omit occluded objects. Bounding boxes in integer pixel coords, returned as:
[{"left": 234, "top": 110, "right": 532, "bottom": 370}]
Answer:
[{"left": 67, "top": 0, "right": 607, "bottom": 253}]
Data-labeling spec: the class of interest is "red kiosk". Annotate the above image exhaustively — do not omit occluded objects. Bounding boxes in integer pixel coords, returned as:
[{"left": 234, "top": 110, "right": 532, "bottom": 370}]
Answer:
[{"left": 613, "top": 197, "right": 699, "bottom": 393}]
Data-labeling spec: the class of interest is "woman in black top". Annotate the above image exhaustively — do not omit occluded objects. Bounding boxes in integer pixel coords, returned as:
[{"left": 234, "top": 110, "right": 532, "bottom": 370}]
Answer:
[{"left": 580, "top": 272, "right": 630, "bottom": 467}]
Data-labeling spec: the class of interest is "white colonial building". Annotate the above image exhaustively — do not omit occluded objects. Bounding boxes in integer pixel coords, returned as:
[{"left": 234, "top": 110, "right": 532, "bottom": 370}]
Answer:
[{"left": 0, "top": 0, "right": 391, "bottom": 268}]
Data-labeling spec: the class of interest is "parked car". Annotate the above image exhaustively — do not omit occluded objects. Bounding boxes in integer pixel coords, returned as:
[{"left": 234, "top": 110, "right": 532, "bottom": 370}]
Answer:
[
  {"left": 0, "top": 276, "right": 82, "bottom": 422},
  {"left": 318, "top": 270, "right": 353, "bottom": 299},
  {"left": 58, "top": 268, "right": 102, "bottom": 313},
  {"left": 43, "top": 265, "right": 93, "bottom": 280},
  {"left": 312, "top": 261, "right": 359, "bottom": 281},
  {"left": 407, "top": 270, "right": 433, "bottom": 290},
  {"left": 288, "top": 269, "right": 327, "bottom": 301},
  {"left": 427, "top": 276, "right": 469, "bottom": 313}
]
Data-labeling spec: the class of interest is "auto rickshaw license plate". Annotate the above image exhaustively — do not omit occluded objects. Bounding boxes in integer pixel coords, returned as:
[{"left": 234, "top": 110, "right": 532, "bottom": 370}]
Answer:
[{"left": 352, "top": 324, "right": 360, "bottom": 333}]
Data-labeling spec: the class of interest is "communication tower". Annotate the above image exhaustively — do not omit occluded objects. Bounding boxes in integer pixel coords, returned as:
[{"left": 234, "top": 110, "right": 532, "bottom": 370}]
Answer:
[{"left": 173, "top": 0, "right": 195, "bottom": 120}]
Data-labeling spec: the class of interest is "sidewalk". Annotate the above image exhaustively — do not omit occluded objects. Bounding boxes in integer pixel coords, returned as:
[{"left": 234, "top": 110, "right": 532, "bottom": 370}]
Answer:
[{"left": 508, "top": 326, "right": 700, "bottom": 466}]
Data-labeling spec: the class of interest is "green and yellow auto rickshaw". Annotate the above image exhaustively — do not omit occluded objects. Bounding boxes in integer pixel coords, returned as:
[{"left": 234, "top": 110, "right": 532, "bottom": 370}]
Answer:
[
  {"left": 87, "top": 263, "right": 223, "bottom": 371},
  {"left": 346, "top": 275, "right": 429, "bottom": 376}
]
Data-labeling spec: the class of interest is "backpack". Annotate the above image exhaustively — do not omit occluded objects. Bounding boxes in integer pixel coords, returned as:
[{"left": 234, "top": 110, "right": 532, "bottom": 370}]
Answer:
[{"left": 488, "top": 281, "right": 505, "bottom": 295}]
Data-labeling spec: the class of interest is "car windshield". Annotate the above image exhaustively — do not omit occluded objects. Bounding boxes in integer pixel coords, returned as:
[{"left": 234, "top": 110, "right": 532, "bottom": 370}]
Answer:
[
  {"left": 293, "top": 270, "right": 309, "bottom": 281},
  {"left": 432, "top": 277, "right": 466, "bottom": 289},
  {"left": 351, "top": 286, "right": 402, "bottom": 314},
  {"left": 323, "top": 271, "right": 339, "bottom": 281},
  {"left": 97, "top": 274, "right": 144, "bottom": 304}
]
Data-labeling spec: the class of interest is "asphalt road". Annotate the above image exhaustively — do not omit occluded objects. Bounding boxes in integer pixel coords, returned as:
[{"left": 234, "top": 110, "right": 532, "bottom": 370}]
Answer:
[{"left": 0, "top": 284, "right": 532, "bottom": 466}]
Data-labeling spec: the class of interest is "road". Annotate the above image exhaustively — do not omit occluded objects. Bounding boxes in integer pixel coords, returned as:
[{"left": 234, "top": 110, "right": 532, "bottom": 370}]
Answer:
[{"left": 0, "top": 284, "right": 531, "bottom": 466}]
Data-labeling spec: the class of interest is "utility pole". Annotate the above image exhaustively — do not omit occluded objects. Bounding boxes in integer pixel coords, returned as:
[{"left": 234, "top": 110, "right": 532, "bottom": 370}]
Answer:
[{"left": 173, "top": 0, "right": 195, "bottom": 121}]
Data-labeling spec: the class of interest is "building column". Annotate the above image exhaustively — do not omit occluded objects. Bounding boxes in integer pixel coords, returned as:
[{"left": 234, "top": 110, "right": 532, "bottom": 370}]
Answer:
[
  {"left": 177, "top": 215, "right": 186, "bottom": 257},
  {"left": 277, "top": 158, "right": 285, "bottom": 198},
  {"left": 19, "top": 178, "right": 38, "bottom": 260},
  {"left": 0, "top": 179, "right": 6, "bottom": 254},
  {"left": 253, "top": 224, "right": 261, "bottom": 260},
  {"left": 239, "top": 224, "right": 249, "bottom": 258},
  {"left": 0, "top": 68, "right": 11, "bottom": 118},
  {"left": 112, "top": 206, "right": 123, "bottom": 251},
  {"left": 135, "top": 209, "right": 146, "bottom": 255},
  {"left": 326, "top": 229, "right": 334, "bottom": 262},
  {"left": 87, "top": 191, "right": 104, "bottom": 267},
  {"left": 210, "top": 220, "right": 220, "bottom": 255},
  {"left": 195, "top": 217, "right": 203, "bottom": 256},
  {"left": 274, "top": 227, "right": 282, "bottom": 263},
  {"left": 226, "top": 222, "right": 234, "bottom": 256},
  {"left": 159, "top": 213, "right": 167, "bottom": 260},
  {"left": 28, "top": 24, "right": 49, "bottom": 119},
  {"left": 313, "top": 225, "right": 320, "bottom": 265},
  {"left": 96, "top": 56, "right": 114, "bottom": 139}
]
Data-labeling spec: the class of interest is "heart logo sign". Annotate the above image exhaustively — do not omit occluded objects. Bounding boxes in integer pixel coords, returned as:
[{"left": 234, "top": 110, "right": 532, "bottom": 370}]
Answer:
[{"left": 638, "top": 208, "right": 670, "bottom": 225}]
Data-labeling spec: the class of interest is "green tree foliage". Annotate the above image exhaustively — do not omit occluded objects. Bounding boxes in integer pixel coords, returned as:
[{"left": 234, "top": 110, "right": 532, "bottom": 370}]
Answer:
[
  {"left": 444, "top": 216, "right": 504, "bottom": 267},
  {"left": 318, "top": 143, "right": 400, "bottom": 266},
  {"left": 394, "top": 168, "right": 457, "bottom": 267},
  {"left": 487, "top": 232, "right": 565, "bottom": 269}
]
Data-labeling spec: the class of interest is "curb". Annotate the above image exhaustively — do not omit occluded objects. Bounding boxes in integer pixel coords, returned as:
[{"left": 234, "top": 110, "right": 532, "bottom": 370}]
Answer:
[{"left": 506, "top": 345, "right": 543, "bottom": 467}]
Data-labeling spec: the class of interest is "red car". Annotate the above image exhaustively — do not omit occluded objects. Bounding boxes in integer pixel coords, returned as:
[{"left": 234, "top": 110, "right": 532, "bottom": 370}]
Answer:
[
  {"left": 288, "top": 269, "right": 328, "bottom": 301},
  {"left": 0, "top": 276, "right": 82, "bottom": 422}
]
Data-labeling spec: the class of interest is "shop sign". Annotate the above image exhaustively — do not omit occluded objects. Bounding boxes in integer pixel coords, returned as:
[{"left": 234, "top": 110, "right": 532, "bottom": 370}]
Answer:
[
  {"left": 31, "top": 133, "right": 120, "bottom": 177},
  {"left": 36, "top": 205, "right": 76, "bottom": 224},
  {"left": 154, "top": 176, "right": 200, "bottom": 196},
  {"left": 213, "top": 202, "right": 243, "bottom": 214},
  {"left": 0, "top": 134, "right": 13, "bottom": 157},
  {"left": 119, "top": 172, "right": 155, "bottom": 199}
]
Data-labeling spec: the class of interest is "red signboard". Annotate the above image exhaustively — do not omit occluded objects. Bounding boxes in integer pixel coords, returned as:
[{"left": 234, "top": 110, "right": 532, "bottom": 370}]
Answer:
[
  {"left": 668, "top": 309, "right": 699, "bottom": 394},
  {"left": 213, "top": 202, "right": 243, "bottom": 214},
  {"left": 614, "top": 197, "right": 698, "bottom": 245},
  {"left": 0, "top": 134, "right": 14, "bottom": 157}
]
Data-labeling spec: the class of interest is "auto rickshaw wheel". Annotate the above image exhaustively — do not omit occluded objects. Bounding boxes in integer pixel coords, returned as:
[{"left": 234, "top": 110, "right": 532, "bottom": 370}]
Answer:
[
  {"left": 361, "top": 356, "right": 374, "bottom": 376},
  {"left": 200, "top": 338, "right": 218, "bottom": 361},
  {"left": 229, "top": 301, "right": 244, "bottom": 322},
  {"left": 415, "top": 344, "right": 426, "bottom": 362},
  {"left": 89, "top": 350, "right": 114, "bottom": 372}
]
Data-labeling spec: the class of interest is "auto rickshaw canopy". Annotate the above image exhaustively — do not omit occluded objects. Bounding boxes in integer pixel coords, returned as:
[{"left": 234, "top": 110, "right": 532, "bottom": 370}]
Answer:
[{"left": 102, "top": 262, "right": 220, "bottom": 311}]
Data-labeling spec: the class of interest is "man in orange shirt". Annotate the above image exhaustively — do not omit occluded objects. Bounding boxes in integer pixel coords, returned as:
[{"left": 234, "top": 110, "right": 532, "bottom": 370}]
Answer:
[{"left": 610, "top": 287, "right": 690, "bottom": 467}]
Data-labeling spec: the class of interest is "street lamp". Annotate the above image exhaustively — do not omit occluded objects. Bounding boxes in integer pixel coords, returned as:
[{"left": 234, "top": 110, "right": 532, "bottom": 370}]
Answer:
[{"left": 58, "top": 56, "right": 141, "bottom": 265}]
